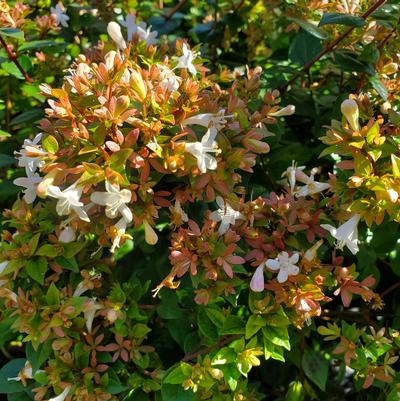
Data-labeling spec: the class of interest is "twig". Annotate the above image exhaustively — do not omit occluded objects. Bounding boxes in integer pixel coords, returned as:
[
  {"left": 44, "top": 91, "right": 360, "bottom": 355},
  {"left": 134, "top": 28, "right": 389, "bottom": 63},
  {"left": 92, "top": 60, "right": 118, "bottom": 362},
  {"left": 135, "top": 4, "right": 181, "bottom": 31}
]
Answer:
[
  {"left": 0, "top": 35, "right": 33, "bottom": 83},
  {"left": 164, "top": 0, "right": 188, "bottom": 20},
  {"left": 381, "top": 281, "right": 400, "bottom": 298},
  {"left": 182, "top": 334, "right": 240, "bottom": 362},
  {"left": 279, "top": 0, "right": 387, "bottom": 92},
  {"left": 377, "top": 17, "right": 400, "bottom": 50}
]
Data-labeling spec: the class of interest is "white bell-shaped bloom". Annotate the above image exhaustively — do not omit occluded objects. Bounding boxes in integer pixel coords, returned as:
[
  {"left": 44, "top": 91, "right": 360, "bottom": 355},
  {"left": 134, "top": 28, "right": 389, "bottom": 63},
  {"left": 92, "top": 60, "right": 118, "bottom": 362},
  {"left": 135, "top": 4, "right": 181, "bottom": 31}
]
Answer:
[
  {"left": 281, "top": 160, "right": 305, "bottom": 193},
  {"left": 50, "top": 2, "right": 69, "bottom": 27},
  {"left": 47, "top": 182, "right": 90, "bottom": 222},
  {"left": 48, "top": 387, "right": 71, "bottom": 401},
  {"left": 159, "top": 66, "right": 181, "bottom": 92},
  {"left": 111, "top": 217, "right": 128, "bottom": 253},
  {"left": 185, "top": 132, "right": 219, "bottom": 174},
  {"left": 14, "top": 133, "right": 47, "bottom": 175},
  {"left": 250, "top": 263, "right": 265, "bottom": 292},
  {"left": 13, "top": 173, "right": 42, "bottom": 204},
  {"left": 209, "top": 196, "right": 245, "bottom": 235},
  {"left": 295, "top": 174, "right": 330, "bottom": 197},
  {"left": 90, "top": 181, "right": 132, "bottom": 223},
  {"left": 121, "top": 13, "right": 137, "bottom": 41},
  {"left": 107, "top": 21, "right": 127, "bottom": 50},
  {"left": 58, "top": 226, "right": 76, "bottom": 243},
  {"left": 136, "top": 23, "right": 158, "bottom": 45},
  {"left": 176, "top": 43, "right": 197, "bottom": 76},
  {"left": 265, "top": 251, "right": 300, "bottom": 283},
  {"left": 341, "top": 99, "right": 360, "bottom": 131},
  {"left": 321, "top": 214, "right": 360, "bottom": 255}
]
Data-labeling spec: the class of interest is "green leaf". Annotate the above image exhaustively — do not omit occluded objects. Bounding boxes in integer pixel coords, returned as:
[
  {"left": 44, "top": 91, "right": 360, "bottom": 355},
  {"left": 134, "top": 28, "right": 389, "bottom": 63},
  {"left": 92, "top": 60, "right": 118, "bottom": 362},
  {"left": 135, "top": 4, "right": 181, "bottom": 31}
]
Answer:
[
  {"left": 245, "top": 315, "right": 266, "bottom": 339},
  {"left": 164, "top": 363, "right": 192, "bottom": 384},
  {"left": 262, "top": 326, "right": 291, "bottom": 350},
  {"left": 0, "top": 129, "right": 11, "bottom": 138},
  {"left": 42, "top": 135, "right": 59, "bottom": 153},
  {"left": 45, "top": 282, "right": 60, "bottom": 305},
  {"left": 0, "top": 28, "right": 24, "bottom": 40},
  {"left": 26, "top": 342, "right": 52, "bottom": 373},
  {"left": 290, "top": 30, "right": 322, "bottom": 66},
  {"left": 288, "top": 17, "right": 328, "bottom": 39},
  {"left": 161, "top": 384, "right": 194, "bottom": 401},
  {"left": 18, "top": 40, "right": 65, "bottom": 52},
  {"left": 391, "top": 154, "right": 400, "bottom": 177},
  {"left": 10, "top": 109, "right": 43, "bottom": 126},
  {"left": 36, "top": 244, "right": 58, "bottom": 258},
  {"left": 55, "top": 256, "right": 79, "bottom": 272},
  {"left": 197, "top": 308, "right": 218, "bottom": 339},
  {"left": 205, "top": 307, "right": 225, "bottom": 329},
  {"left": 26, "top": 257, "right": 47, "bottom": 285},
  {"left": 333, "top": 50, "right": 375, "bottom": 75},
  {"left": 0, "top": 154, "right": 15, "bottom": 168},
  {"left": 301, "top": 349, "right": 329, "bottom": 391},
  {"left": 109, "top": 149, "right": 133, "bottom": 172},
  {"left": 0, "top": 359, "right": 26, "bottom": 394},
  {"left": 370, "top": 77, "right": 388, "bottom": 101},
  {"left": 211, "top": 348, "right": 236, "bottom": 365},
  {"left": 220, "top": 316, "right": 245, "bottom": 335},
  {"left": 319, "top": 12, "right": 365, "bottom": 27}
]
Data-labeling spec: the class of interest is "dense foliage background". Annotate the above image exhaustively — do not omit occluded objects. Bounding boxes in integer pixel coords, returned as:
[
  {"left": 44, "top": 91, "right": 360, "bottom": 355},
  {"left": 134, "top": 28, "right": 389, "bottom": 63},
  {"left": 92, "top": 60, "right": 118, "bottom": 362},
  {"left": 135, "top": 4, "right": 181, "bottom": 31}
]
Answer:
[{"left": 0, "top": 1, "right": 400, "bottom": 401}]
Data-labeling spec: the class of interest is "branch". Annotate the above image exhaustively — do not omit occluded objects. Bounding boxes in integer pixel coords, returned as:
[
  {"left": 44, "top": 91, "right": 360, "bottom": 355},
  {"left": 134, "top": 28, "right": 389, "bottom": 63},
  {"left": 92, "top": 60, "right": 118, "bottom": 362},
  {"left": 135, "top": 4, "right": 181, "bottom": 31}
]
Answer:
[
  {"left": 182, "top": 334, "right": 240, "bottom": 362},
  {"left": 0, "top": 35, "right": 33, "bottom": 83},
  {"left": 164, "top": 0, "right": 188, "bottom": 20},
  {"left": 279, "top": 0, "right": 387, "bottom": 92}
]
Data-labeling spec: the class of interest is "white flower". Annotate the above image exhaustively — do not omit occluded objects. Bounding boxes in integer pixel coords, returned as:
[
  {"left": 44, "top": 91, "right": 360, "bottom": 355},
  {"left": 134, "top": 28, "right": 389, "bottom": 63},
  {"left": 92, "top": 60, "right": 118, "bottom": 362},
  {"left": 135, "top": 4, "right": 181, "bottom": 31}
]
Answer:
[
  {"left": 83, "top": 300, "right": 102, "bottom": 334},
  {"left": 58, "top": 226, "right": 76, "bottom": 243},
  {"left": 184, "top": 132, "right": 219, "bottom": 174},
  {"left": 48, "top": 386, "right": 71, "bottom": 401},
  {"left": 13, "top": 173, "right": 42, "bottom": 204},
  {"left": 158, "top": 66, "right": 181, "bottom": 92},
  {"left": 111, "top": 218, "right": 128, "bottom": 253},
  {"left": 341, "top": 99, "right": 360, "bottom": 131},
  {"left": 183, "top": 109, "right": 232, "bottom": 143},
  {"left": 90, "top": 181, "right": 132, "bottom": 223},
  {"left": 281, "top": 161, "right": 305, "bottom": 193},
  {"left": 269, "top": 105, "right": 296, "bottom": 117},
  {"left": 107, "top": 21, "right": 127, "bottom": 50},
  {"left": 250, "top": 263, "right": 265, "bottom": 292},
  {"left": 210, "top": 196, "right": 245, "bottom": 235},
  {"left": 136, "top": 23, "right": 158, "bottom": 45},
  {"left": 171, "top": 199, "right": 188, "bottom": 222},
  {"left": 7, "top": 361, "right": 33, "bottom": 383},
  {"left": 50, "top": 2, "right": 69, "bottom": 27},
  {"left": 295, "top": 174, "right": 330, "bottom": 197},
  {"left": 47, "top": 182, "right": 90, "bottom": 222},
  {"left": 121, "top": 13, "right": 137, "bottom": 41},
  {"left": 321, "top": 214, "right": 360, "bottom": 255},
  {"left": 176, "top": 43, "right": 197, "bottom": 76},
  {"left": 265, "top": 251, "right": 300, "bottom": 283},
  {"left": 14, "top": 133, "right": 47, "bottom": 175}
]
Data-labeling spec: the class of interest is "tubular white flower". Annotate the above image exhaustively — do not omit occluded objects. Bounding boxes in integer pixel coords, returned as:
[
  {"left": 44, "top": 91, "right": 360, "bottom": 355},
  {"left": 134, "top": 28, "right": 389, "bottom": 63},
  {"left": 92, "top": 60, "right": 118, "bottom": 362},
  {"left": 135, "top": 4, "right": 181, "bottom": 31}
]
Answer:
[
  {"left": 7, "top": 361, "right": 33, "bottom": 382},
  {"left": 172, "top": 199, "right": 188, "bottom": 222},
  {"left": 136, "top": 23, "right": 158, "bottom": 45},
  {"left": 90, "top": 181, "right": 132, "bottom": 223},
  {"left": 48, "top": 386, "right": 71, "bottom": 401},
  {"left": 269, "top": 105, "right": 296, "bottom": 117},
  {"left": 209, "top": 196, "right": 245, "bottom": 235},
  {"left": 321, "top": 214, "right": 360, "bottom": 255},
  {"left": 107, "top": 21, "right": 127, "bottom": 50},
  {"left": 250, "top": 263, "right": 265, "bottom": 292},
  {"left": 295, "top": 174, "right": 330, "bottom": 197},
  {"left": 111, "top": 217, "right": 128, "bottom": 253},
  {"left": 265, "top": 251, "right": 300, "bottom": 283},
  {"left": 13, "top": 173, "right": 42, "bottom": 204},
  {"left": 121, "top": 13, "right": 137, "bottom": 41},
  {"left": 176, "top": 43, "right": 197, "bottom": 76},
  {"left": 47, "top": 182, "right": 90, "bottom": 222},
  {"left": 341, "top": 99, "right": 360, "bottom": 131},
  {"left": 58, "top": 226, "right": 76, "bottom": 243},
  {"left": 159, "top": 66, "right": 181, "bottom": 92},
  {"left": 183, "top": 109, "right": 232, "bottom": 143},
  {"left": 83, "top": 300, "right": 102, "bottom": 334},
  {"left": 14, "top": 133, "right": 47, "bottom": 175},
  {"left": 282, "top": 161, "right": 305, "bottom": 193},
  {"left": 50, "top": 2, "right": 69, "bottom": 27},
  {"left": 184, "top": 132, "right": 219, "bottom": 174}
]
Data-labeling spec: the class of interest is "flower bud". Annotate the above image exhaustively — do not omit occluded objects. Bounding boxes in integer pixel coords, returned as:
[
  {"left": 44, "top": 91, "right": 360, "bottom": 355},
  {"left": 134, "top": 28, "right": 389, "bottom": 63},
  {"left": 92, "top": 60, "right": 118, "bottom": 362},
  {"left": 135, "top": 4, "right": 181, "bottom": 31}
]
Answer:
[
  {"left": 380, "top": 101, "right": 392, "bottom": 114},
  {"left": 269, "top": 105, "right": 295, "bottom": 117},
  {"left": 382, "top": 62, "right": 398, "bottom": 75},
  {"left": 107, "top": 21, "right": 126, "bottom": 50},
  {"left": 340, "top": 99, "right": 360, "bottom": 131},
  {"left": 130, "top": 70, "right": 147, "bottom": 100},
  {"left": 59, "top": 226, "right": 76, "bottom": 243},
  {"left": 143, "top": 219, "right": 158, "bottom": 245},
  {"left": 115, "top": 95, "right": 130, "bottom": 116}
]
